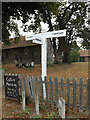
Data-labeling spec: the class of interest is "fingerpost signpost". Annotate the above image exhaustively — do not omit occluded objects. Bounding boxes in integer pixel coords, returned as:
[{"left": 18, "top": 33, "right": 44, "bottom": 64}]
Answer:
[{"left": 25, "top": 29, "right": 66, "bottom": 98}]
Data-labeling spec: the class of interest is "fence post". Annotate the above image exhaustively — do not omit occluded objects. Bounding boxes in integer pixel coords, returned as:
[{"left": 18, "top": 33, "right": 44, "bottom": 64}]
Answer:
[
  {"left": 35, "top": 95, "right": 39, "bottom": 116},
  {"left": 2, "top": 69, "right": 4, "bottom": 86},
  {"left": 40, "top": 76, "right": 44, "bottom": 102},
  {"left": 73, "top": 78, "right": 76, "bottom": 112},
  {"left": 26, "top": 75, "right": 32, "bottom": 101},
  {"left": 35, "top": 77, "right": 39, "bottom": 99},
  {"left": 30, "top": 76, "right": 35, "bottom": 100},
  {"left": 88, "top": 79, "right": 90, "bottom": 116},
  {"left": 55, "top": 77, "right": 59, "bottom": 107},
  {"left": 49, "top": 77, "right": 54, "bottom": 108},
  {"left": 87, "top": 78, "right": 90, "bottom": 116},
  {"left": 58, "top": 97, "right": 65, "bottom": 119},
  {"left": 45, "top": 76, "right": 49, "bottom": 106},
  {"left": 79, "top": 78, "right": 83, "bottom": 113},
  {"left": 61, "top": 77, "right": 64, "bottom": 99},
  {"left": 67, "top": 78, "right": 70, "bottom": 113},
  {"left": 19, "top": 74, "right": 22, "bottom": 96},
  {"left": 22, "top": 90, "right": 25, "bottom": 111},
  {"left": 22, "top": 74, "right": 27, "bottom": 97}
]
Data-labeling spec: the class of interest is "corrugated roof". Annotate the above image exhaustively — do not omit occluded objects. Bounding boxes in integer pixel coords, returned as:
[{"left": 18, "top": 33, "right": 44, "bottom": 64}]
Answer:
[
  {"left": 2, "top": 36, "right": 38, "bottom": 50},
  {"left": 78, "top": 49, "right": 90, "bottom": 57}
]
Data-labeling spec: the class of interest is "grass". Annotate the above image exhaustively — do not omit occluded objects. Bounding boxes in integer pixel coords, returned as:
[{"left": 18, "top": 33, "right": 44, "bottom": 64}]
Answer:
[{"left": 2, "top": 62, "right": 88, "bottom": 80}]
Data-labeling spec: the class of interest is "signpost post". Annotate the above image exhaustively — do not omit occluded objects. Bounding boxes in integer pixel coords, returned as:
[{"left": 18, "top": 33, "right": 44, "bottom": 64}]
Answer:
[{"left": 26, "top": 29, "right": 66, "bottom": 98}]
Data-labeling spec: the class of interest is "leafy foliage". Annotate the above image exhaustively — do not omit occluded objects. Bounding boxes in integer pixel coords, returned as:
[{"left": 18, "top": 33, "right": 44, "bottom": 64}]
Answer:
[
  {"left": 80, "top": 28, "right": 90, "bottom": 49},
  {"left": 70, "top": 49, "right": 80, "bottom": 62},
  {"left": 69, "top": 41, "right": 80, "bottom": 62},
  {"left": 46, "top": 112, "right": 57, "bottom": 118},
  {"left": 39, "top": 103, "right": 47, "bottom": 110},
  {"left": 2, "top": 2, "right": 41, "bottom": 44},
  {"left": 24, "top": 106, "right": 30, "bottom": 114},
  {"left": 2, "top": 2, "right": 88, "bottom": 63},
  {"left": 71, "top": 41, "right": 80, "bottom": 51}
]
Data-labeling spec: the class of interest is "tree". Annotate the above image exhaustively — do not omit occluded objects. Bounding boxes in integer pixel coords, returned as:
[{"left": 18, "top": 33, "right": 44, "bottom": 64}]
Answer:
[
  {"left": 2, "top": 2, "right": 88, "bottom": 63},
  {"left": 70, "top": 49, "right": 80, "bottom": 62},
  {"left": 81, "top": 28, "right": 90, "bottom": 49},
  {"left": 70, "top": 41, "right": 80, "bottom": 62},
  {"left": 71, "top": 41, "right": 80, "bottom": 51},
  {"left": 2, "top": 2, "right": 42, "bottom": 44}
]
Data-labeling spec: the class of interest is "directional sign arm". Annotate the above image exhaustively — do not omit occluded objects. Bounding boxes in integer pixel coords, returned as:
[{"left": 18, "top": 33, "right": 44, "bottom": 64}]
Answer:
[
  {"left": 25, "top": 29, "right": 66, "bottom": 41},
  {"left": 25, "top": 34, "right": 42, "bottom": 44},
  {"left": 40, "top": 29, "right": 66, "bottom": 38}
]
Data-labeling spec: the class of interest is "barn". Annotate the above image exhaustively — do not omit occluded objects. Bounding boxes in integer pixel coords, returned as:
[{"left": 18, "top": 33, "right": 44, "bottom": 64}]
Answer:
[{"left": 2, "top": 36, "right": 53, "bottom": 64}]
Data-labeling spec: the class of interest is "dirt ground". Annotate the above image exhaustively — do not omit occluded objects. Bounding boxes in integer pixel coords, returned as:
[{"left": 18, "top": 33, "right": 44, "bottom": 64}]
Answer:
[{"left": 1, "top": 62, "right": 89, "bottom": 119}]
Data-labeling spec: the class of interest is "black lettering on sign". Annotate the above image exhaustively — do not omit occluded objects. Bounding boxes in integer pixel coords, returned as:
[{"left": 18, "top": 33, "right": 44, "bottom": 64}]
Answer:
[{"left": 4, "top": 75, "right": 19, "bottom": 100}]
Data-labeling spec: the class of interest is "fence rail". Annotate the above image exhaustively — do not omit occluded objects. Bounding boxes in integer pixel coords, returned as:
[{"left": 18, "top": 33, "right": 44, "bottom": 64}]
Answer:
[{"left": 4, "top": 73, "right": 90, "bottom": 116}]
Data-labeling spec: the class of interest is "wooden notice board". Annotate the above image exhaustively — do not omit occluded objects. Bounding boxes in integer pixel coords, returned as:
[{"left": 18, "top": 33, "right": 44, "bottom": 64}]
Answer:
[{"left": 4, "top": 75, "right": 19, "bottom": 100}]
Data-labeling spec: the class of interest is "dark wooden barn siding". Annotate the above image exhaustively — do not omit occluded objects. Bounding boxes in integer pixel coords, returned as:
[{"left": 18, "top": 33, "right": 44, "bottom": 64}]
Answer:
[{"left": 2, "top": 45, "right": 41, "bottom": 64}]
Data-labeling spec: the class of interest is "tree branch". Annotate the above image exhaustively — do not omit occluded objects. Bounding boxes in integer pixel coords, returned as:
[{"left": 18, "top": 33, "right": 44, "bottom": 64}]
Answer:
[
  {"left": 62, "top": 2, "right": 74, "bottom": 19},
  {"left": 64, "top": 6, "right": 77, "bottom": 27}
]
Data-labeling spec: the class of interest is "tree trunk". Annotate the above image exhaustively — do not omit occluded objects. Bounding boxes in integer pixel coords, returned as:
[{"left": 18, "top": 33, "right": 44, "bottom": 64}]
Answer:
[
  {"left": 63, "top": 44, "right": 71, "bottom": 63},
  {"left": 53, "top": 42, "right": 61, "bottom": 64},
  {"left": 54, "top": 52, "right": 60, "bottom": 64},
  {"left": 63, "top": 52, "right": 70, "bottom": 63}
]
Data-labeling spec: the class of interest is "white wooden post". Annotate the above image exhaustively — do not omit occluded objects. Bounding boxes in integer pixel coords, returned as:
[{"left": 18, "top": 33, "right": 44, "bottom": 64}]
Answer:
[
  {"left": 58, "top": 98, "right": 65, "bottom": 119},
  {"left": 25, "top": 29, "right": 66, "bottom": 99},
  {"left": 42, "top": 37, "right": 47, "bottom": 98}
]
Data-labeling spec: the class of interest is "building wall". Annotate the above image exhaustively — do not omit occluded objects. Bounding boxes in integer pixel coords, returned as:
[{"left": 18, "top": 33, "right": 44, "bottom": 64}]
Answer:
[
  {"left": 2, "top": 45, "right": 41, "bottom": 64},
  {"left": 2, "top": 40, "right": 54, "bottom": 64},
  {"left": 85, "top": 56, "right": 90, "bottom": 62},
  {"left": 80, "top": 56, "right": 90, "bottom": 62}
]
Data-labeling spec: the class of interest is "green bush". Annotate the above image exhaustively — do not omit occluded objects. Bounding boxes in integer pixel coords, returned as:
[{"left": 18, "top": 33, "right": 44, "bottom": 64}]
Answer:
[
  {"left": 70, "top": 49, "right": 80, "bottom": 62},
  {"left": 4, "top": 68, "right": 8, "bottom": 71},
  {"left": 46, "top": 112, "right": 57, "bottom": 118}
]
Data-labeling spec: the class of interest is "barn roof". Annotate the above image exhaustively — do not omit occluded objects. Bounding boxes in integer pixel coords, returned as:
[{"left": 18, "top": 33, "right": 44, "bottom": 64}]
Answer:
[
  {"left": 2, "top": 36, "right": 38, "bottom": 50},
  {"left": 78, "top": 49, "right": 90, "bottom": 57}
]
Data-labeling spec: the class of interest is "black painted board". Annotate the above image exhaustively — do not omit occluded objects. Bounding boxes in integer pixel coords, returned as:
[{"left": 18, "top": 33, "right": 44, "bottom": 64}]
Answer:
[{"left": 4, "top": 75, "right": 19, "bottom": 100}]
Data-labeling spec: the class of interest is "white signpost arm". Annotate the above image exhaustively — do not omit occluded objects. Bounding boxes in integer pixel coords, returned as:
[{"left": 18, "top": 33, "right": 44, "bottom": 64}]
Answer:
[
  {"left": 25, "top": 29, "right": 66, "bottom": 40},
  {"left": 42, "top": 29, "right": 66, "bottom": 38}
]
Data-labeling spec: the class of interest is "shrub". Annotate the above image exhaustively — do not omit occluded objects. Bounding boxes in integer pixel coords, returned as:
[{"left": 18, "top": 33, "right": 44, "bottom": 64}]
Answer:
[{"left": 70, "top": 49, "right": 80, "bottom": 62}]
